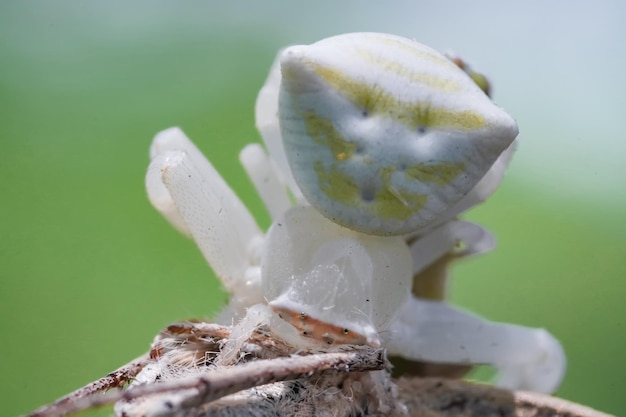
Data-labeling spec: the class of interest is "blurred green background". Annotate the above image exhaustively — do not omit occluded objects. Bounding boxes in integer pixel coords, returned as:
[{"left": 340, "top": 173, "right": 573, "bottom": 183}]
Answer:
[{"left": 2, "top": 1, "right": 624, "bottom": 416}]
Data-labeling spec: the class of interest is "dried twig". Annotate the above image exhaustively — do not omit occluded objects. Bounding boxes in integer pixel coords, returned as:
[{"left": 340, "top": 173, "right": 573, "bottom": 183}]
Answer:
[
  {"left": 25, "top": 321, "right": 614, "bottom": 417},
  {"left": 27, "top": 347, "right": 385, "bottom": 417},
  {"left": 27, "top": 353, "right": 150, "bottom": 417}
]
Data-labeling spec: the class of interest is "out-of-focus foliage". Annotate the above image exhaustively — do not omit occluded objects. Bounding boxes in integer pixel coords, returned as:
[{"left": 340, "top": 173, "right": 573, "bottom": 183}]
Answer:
[{"left": 2, "top": 2, "right": 624, "bottom": 416}]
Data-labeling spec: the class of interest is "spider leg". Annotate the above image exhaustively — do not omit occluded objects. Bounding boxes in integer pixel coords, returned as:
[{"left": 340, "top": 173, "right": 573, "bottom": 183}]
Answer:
[
  {"left": 386, "top": 297, "right": 565, "bottom": 393},
  {"left": 255, "top": 51, "right": 303, "bottom": 200},
  {"left": 150, "top": 147, "right": 263, "bottom": 295},
  {"left": 409, "top": 220, "right": 495, "bottom": 275},
  {"left": 146, "top": 127, "right": 197, "bottom": 235},
  {"left": 239, "top": 143, "right": 292, "bottom": 221}
]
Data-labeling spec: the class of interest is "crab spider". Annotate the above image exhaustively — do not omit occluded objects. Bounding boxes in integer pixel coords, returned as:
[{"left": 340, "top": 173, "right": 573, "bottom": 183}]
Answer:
[{"left": 145, "top": 32, "right": 565, "bottom": 395}]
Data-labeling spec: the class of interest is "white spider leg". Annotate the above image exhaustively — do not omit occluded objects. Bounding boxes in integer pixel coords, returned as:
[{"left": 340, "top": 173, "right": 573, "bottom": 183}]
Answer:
[
  {"left": 150, "top": 149, "right": 263, "bottom": 296},
  {"left": 146, "top": 128, "right": 199, "bottom": 236},
  {"left": 149, "top": 127, "right": 205, "bottom": 161},
  {"left": 239, "top": 143, "right": 292, "bottom": 221},
  {"left": 409, "top": 220, "right": 495, "bottom": 274},
  {"left": 255, "top": 50, "right": 303, "bottom": 200},
  {"left": 216, "top": 304, "right": 272, "bottom": 366},
  {"left": 146, "top": 127, "right": 260, "bottom": 237},
  {"left": 386, "top": 297, "right": 566, "bottom": 393},
  {"left": 452, "top": 220, "right": 496, "bottom": 257}
]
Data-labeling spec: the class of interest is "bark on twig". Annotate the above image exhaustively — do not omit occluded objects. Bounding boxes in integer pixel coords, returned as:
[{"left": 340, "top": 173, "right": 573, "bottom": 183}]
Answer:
[{"left": 25, "top": 321, "right": 614, "bottom": 417}]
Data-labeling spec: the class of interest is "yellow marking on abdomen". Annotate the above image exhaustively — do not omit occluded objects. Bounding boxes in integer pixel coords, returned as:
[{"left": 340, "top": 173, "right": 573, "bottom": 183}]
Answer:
[
  {"left": 303, "top": 111, "right": 357, "bottom": 161},
  {"left": 356, "top": 49, "right": 462, "bottom": 92},
  {"left": 360, "top": 33, "right": 459, "bottom": 71},
  {"left": 309, "top": 63, "right": 486, "bottom": 131}
]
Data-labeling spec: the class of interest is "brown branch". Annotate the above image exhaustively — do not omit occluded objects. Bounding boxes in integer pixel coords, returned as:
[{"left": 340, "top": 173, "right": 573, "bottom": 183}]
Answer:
[
  {"left": 24, "top": 320, "right": 614, "bottom": 417},
  {"left": 26, "top": 348, "right": 386, "bottom": 417},
  {"left": 27, "top": 353, "right": 150, "bottom": 417}
]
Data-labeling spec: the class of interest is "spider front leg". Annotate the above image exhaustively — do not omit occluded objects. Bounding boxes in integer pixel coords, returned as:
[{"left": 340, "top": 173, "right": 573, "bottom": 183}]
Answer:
[
  {"left": 146, "top": 127, "right": 264, "bottom": 306},
  {"left": 408, "top": 220, "right": 495, "bottom": 275},
  {"left": 387, "top": 297, "right": 566, "bottom": 394},
  {"left": 239, "top": 143, "right": 293, "bottom": 221}
]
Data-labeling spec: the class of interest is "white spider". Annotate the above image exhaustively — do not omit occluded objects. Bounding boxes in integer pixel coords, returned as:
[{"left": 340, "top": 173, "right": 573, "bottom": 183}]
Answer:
[{"left": 144, "top": 32, "right": 566, "bottom": 398}]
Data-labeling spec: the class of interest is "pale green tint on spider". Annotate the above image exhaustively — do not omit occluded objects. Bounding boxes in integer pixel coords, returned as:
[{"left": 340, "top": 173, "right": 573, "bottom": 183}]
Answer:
[{"left": 278, "top": 32, "right": 518, "bottom": 235}]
